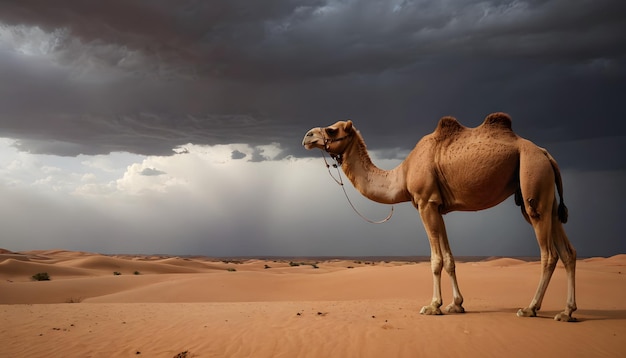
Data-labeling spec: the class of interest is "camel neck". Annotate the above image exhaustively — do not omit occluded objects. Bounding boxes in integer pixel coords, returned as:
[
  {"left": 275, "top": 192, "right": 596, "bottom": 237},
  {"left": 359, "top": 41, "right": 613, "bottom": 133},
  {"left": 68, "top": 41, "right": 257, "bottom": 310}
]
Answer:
[{"left": 340, "top": 132, "right": 409, "bottom": 204}]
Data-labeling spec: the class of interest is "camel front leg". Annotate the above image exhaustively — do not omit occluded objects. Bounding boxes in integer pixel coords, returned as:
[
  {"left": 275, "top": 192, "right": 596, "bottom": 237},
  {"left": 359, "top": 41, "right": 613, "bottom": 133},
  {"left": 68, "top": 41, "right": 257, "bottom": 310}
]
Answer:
[
  {"left": 421, "top": 245, "right": 443, "bottom": 315},
  {"left": 418, "top": 201, "right": 465, "bottom": 315},
  {"left": 443, "top": 251, "right": 465, "bottom": 314}
]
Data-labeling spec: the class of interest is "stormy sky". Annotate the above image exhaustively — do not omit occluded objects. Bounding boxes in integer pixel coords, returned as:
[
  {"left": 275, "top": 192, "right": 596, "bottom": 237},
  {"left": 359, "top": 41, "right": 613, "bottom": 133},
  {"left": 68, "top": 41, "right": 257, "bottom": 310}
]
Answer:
[{"left": 0, "top": 0, "right": 625, "bottom": 257}]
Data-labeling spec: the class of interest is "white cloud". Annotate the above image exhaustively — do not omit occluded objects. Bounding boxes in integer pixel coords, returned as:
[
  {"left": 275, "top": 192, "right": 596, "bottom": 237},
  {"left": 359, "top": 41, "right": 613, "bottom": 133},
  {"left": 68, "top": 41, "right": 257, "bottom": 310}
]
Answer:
[
  {"left": 0, "top": 137, "right": 420, "bottom": 255},
  {"left": 81, "top": 152, "right": 144, "bottom": 173}
]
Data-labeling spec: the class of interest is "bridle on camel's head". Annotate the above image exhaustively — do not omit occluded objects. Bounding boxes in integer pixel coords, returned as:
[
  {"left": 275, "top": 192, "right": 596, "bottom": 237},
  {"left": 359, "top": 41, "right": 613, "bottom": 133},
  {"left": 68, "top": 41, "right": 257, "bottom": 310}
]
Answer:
[
  {"left": 320, "top": 129, "right": 353, "bottom": 166},
  {"left": 316, "top": 124, "right": 394, "bottom": 225}
]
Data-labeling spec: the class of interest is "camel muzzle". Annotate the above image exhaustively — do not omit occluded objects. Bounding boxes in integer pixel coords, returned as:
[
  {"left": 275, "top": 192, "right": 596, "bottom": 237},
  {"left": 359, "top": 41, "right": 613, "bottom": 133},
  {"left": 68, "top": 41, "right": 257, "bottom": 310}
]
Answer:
[{"left": 302, "top": 129, "right": 323, "bottom": 150}]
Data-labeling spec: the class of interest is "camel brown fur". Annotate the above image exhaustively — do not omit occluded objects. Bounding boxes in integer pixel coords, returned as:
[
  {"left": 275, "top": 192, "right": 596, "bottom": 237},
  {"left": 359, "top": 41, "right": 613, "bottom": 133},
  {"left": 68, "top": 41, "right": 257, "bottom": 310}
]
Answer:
[{"left": 302, "top": 112, "right": 577, "bottom": 321}]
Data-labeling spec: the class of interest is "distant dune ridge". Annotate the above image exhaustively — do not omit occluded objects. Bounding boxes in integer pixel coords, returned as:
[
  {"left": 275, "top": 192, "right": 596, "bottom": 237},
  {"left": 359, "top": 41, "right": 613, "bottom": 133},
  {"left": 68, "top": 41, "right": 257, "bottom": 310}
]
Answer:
[{"left": 1, "top": 249, "right": 625, "bottom": 357}]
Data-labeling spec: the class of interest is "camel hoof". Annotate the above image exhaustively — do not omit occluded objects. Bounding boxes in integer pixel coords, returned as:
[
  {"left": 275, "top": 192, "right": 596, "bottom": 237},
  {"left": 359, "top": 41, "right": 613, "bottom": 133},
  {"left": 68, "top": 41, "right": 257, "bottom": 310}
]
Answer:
[
  {"left": 445, "top": 303, "right": 465, "bottom": 314},
  {"left": 516, "top": 307, "right": 536, "bottom": 318},
  {"left": 554, "top": 312, "right": 577, "bottom": 322},
  {"left": 420, "top": 305, "right": 443, "bottom": 315}
]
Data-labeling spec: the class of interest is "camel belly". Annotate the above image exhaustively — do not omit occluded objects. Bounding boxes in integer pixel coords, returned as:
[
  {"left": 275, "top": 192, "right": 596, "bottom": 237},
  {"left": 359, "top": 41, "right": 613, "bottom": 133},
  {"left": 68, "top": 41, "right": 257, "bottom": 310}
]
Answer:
[{"left": 435, "top": 140, "right": 519, "bottom": 212}]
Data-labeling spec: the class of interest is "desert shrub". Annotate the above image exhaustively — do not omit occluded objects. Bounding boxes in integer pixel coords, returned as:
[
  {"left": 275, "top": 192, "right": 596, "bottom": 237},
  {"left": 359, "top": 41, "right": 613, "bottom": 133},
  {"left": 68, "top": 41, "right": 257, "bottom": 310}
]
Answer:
[
  {"left": 113, "top": 271, "right": 122, "bottom": 276},
  {"left": 133, "top": 271, "right": 141, "bottom": 275},
  {"left": 32, "top": 272, "right": 50, "bottom": 281},
  {"left": 227, "top": 268, "right": 236, "bottom": 272},
  {"left": 264, "top": 264, "right": 271, "bottom": 269},
  {"left": 65, "top": 297, "right": 83, "bottom": 303},
  {"left": 222, "top": 260, "right": 242, "bottom": 264},
  {"left": 311, "top": 263, "right": 319, "bottom": 269},
  {"left": 289, "top": 261, "right": 300, "bottom": 267}
]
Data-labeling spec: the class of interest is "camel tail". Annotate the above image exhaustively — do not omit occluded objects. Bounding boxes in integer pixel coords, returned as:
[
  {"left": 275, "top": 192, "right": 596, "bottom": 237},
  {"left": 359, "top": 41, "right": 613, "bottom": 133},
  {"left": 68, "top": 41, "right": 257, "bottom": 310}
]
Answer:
[{"left": 544, "top": 149, "right": 568, "bottom": 224}]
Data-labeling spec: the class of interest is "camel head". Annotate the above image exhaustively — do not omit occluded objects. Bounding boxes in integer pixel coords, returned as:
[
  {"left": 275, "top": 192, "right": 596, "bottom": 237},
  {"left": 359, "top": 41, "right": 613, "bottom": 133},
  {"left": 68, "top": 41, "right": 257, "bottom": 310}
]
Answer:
[{"left": 302, "top": 120, "right": 354, "bottom": 156}]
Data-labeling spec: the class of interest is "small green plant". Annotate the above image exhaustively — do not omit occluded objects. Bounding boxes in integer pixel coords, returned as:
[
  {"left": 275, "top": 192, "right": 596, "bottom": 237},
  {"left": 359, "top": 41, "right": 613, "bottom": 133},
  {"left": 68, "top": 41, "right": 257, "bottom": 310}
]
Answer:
[
  {"left": 133, "top": 271, "right": 141, "bottom": 275},
  {"left": 65, "top": 297, "right": 83, "bottom": 303},
  {"left": 113, "top": 271, "right": 122, "bottom": 276},
  {"left": 227, "top": 268, "right": 237, "bottom": 272},
  {"left": 289, "top": 261, "right": 300, "bottom": 267},
  {"left": 32, "top": 272, "right": 50, "bottom": 281}
]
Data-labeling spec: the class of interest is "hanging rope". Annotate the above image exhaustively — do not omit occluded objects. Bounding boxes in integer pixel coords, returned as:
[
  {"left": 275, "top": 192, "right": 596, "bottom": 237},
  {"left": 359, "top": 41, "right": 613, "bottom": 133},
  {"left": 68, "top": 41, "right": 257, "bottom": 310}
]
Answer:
[{"left": 320, "top": 150, "right": 394, "bottom": 224}]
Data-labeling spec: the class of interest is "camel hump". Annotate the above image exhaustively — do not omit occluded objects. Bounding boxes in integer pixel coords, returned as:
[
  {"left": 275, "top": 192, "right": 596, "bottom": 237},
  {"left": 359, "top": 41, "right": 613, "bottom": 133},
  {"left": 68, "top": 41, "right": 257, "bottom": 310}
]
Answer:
[
  {"left": 434, "top": 116, "right": 465, "bottom": 137},
  {"left": 482, "top": 112, "right": 513, "bottom": 130}
]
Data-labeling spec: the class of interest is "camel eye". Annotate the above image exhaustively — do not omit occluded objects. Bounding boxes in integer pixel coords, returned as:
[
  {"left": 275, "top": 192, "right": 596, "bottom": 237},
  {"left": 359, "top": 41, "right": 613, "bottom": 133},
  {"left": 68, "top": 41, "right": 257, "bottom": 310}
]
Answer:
[{"left": 325, "top": 128, "right": 338, "bottom": 136}]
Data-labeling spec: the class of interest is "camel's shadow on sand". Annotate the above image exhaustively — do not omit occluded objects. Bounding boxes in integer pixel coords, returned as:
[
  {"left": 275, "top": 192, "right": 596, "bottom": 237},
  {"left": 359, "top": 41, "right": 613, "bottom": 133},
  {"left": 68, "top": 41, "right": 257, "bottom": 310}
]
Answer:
[
  {"left": 463, "top": 308, "right": 626, "bottom": 322},
  {"left": 564, "top": 309, "right": 626, "bottom": 322}
]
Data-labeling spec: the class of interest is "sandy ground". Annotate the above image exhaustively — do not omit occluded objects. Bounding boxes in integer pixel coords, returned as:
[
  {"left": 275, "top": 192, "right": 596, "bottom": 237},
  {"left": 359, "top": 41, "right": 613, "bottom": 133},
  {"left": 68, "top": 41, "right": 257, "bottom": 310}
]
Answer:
[{"left": 1, "top": 249, "right": 625, "bottom": 357}]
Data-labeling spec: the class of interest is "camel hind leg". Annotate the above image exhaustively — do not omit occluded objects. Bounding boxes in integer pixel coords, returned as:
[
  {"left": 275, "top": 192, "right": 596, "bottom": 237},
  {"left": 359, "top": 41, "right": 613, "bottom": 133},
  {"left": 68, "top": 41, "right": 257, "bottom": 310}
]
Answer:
[
  {"left": 516, "top": 201, "right": 558, "bottom": 318},
  {"left": 517, "top": 209, "right": 576, "bottom": 321},
  {"left": 516, "top": 144, "right": 576, "bottom": 321},
  {"left": 553, "top": 217, "right": 577, "bottom": 321}
]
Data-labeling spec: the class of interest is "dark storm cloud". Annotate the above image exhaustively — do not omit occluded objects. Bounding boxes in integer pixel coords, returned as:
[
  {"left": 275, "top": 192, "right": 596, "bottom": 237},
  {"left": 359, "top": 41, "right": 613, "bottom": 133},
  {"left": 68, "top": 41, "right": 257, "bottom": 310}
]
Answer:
[
  {"left": 249, "top": 147, "right": 269, "bottom": 162},
  {"left": 0, "top": 0, "right": 625, "bottom": 169},
  {"left": 231, "top": 150, "right": 247, "bottom": 160},
  {"left": 140, "top": 168, "right": 166, "bottom": 176}
]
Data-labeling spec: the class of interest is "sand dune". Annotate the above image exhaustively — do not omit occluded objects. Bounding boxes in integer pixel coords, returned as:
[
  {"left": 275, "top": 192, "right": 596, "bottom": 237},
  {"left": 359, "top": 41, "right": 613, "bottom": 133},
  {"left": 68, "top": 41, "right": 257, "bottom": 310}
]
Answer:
[
  {"left": 584, "top": 254, "right": 626, "bottom": 265},
  {"left": 472, "top": 257, "right": 529, "bottom": 267},
  {"left": 1, "top": 250, "right": 625, "bottom": 357},
  {"left": 0, "top": 258, "right": 98, "bottom": 279},
  {"left": 58, "top": 255, "right": 206, "bottom": 274},
  {"left": 0, "top": 253, "right": 30, "bottom": 262}
]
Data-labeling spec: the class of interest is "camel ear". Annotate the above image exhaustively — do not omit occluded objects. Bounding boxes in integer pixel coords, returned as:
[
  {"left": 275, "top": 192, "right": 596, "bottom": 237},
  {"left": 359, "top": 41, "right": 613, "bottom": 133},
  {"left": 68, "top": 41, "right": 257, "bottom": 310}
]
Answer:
[{"left": 345, "top": 120, "right": 353, "bottom": 133}]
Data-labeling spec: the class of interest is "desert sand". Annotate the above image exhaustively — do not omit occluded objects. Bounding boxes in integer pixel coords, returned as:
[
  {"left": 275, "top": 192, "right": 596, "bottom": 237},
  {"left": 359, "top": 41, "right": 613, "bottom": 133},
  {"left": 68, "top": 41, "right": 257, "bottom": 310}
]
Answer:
[{"left": 1, "top": 249, "right": 625, "bottom": 357}]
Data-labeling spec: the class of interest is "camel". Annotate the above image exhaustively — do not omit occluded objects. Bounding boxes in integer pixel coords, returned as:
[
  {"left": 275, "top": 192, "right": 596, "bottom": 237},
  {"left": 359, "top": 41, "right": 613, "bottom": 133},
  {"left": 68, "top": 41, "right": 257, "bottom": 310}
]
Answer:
[{"left": 302, "top": 112, "right": 577, "bottom": 321}]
